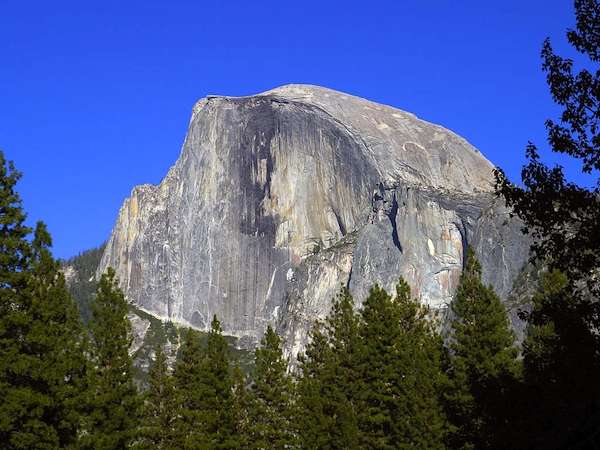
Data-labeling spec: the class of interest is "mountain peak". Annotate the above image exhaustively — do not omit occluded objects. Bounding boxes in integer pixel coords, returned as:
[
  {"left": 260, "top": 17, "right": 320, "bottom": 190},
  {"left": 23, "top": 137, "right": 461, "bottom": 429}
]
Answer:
[
  {"left": 99, "top": 85, "right": 528, "bottom": 355},
  {"left": 194, "top": 84, "right": 494, "bottom": 194}
]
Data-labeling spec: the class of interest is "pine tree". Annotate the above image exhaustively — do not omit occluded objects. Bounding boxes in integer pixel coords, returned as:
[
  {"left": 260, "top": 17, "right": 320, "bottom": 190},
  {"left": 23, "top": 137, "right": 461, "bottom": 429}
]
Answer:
[
  {"left": 247, "top": 325, "right": 298, "bottom": 449},
  {"left": 297, "top": 319, "right": 338, "bottom": 449},
  {"left": 297, "top": 286, "right": 361, "bottom": 449},
  {"left": 26, "top": 223, "right": 89, "bottom": 448},
  {"left": 519, "top": 269, "right": 600, "bottom": 448},
  {"left": 173, "top": 316, "right": 241, "bottom": 449},
  {"left": 0, "top": 153, "right": 88, "bottom": 448},
  {"left": 0, "top": 151, "right": 31, "bottom": 292},
  {"left": 446, "top": 246, "right": 520, "bottom": 449},
  {"left": 171, "top": 328, "right": 206, "bottom": 448},
  {"left": 83, "top": 267, "right": 141, "bottom": 450},
  {"left": 321, "top": 286, "right": 361, "bottom": 450},
  {"left": 136, "top": 344, "right": 176, "bottom": 449},
  {"left": 197, "top": 315, "right": 241, "bottom": 449},
  {"left": 232, "top": 364, "right": 250, "bottom": 446},
  {"left": 0, "top": 151, "right": 33, "bottom": 447},
  {"left": 62, "top": 243, "right": 106, "bottom": 324},
  {"left": 356, "top": 280, "right": 448, "bottom": 449}
]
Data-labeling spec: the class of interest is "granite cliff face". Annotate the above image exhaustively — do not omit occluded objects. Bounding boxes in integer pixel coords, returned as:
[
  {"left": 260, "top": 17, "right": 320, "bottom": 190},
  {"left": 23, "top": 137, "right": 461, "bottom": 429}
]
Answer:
[{"left": 98, "top": 84, "right": 530, "bottom": 354}]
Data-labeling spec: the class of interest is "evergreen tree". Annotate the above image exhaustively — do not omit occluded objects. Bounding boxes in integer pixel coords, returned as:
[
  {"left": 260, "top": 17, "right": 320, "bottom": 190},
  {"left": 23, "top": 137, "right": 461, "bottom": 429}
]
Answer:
[
  {"left": 26, "top": 223, "right": 89, "bottom": 448},
  {"left": 198, "top": 315, "right": 241, "bottom": 449},
  {"left": 0, "top": 153, "right": 88, "bottom": 449},
  {"left": 519, "top": 269, "right": 600, "bottom": 448},
  {"left": 173, "top": 316, "right": 241, "bottom": 449},
  {"left": 320, "top": 286, "right": 361, "bottom": 450},
  {"left": 446, "top": 246, "right": 520, "bottom": 449},
  {"left": 61, "top": 243, "right": 107, "bottom": 324},
  {"left": 232, "top": 364, "right": 250, "bottom": 446},
  {"left": 136, "top": 344, "right": 176, "bottom": 449},
  {"left": 83, "top": 267, "right": 141, "bottom": 450},
  {"left": 0, "top": 151, "right": 33, "bottom": 447},
  {"left": 356, "top": 280, "right": 448, "bottom": 449},
  {"left": 171, "top": 328, "right": 206, "bottom": 448},
  {"left": 297, "top": 286, "right": 361, "bottom": 449},
  {"left": 247, "top": 325, "right": 297, "bottom": 449},
  {"left": 0, "top": 151, "right": 31, "bottom": 291},
  {"left": 297, "top": 320, "right": 339, "bottom": 449}
]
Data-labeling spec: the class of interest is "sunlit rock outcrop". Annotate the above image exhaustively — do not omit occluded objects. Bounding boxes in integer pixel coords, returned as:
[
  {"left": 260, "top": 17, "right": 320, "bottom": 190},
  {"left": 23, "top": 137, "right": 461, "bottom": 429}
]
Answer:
[{"left": 98, "top": 84, "right": 530, "bottom": 354}]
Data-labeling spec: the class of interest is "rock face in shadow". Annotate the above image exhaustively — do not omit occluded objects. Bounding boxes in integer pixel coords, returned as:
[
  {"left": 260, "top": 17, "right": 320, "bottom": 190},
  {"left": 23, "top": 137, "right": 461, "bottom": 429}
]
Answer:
[{"left": 98, "top": 84, "right": 530, "bottom": 355}]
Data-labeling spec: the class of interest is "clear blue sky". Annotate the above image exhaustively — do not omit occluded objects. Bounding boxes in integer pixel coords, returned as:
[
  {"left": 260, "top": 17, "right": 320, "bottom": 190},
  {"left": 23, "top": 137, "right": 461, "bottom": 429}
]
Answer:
[{"left": 1, "top": 0, "right": 587, "bottom": 259}]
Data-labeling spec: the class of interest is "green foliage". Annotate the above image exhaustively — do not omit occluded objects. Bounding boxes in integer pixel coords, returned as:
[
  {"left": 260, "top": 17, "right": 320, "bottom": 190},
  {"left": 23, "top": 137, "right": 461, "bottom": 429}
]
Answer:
[
  {"left": 495, "top": 0, "right": 600, "bottom": 296},
  {"left": 297, "top": 286, "right": 362, "bottom": 449},
  {"left": 494, "top": 2, "right": 600, "bottom": 446},
  {"left": 172, "top": 316, "right": 242, "bottom": 449},
  {"left": 446, "top": 246, "right": 520, "bottom": 449},
  {"left": 0, "top": 152, "right": 31, "bottom": 286},
  {"left": 27, "top": 224, "right": 89, "bottom": 449},
  {"left": 130, "top": 305, "right": 254, "bottom": 385},
  {"left": 0, "top": 152, "right": 88, "bottom": 449},
  {"left": 171, "top": 328, "right": 205, "bottom": 447},
  {"left": 199, "top": 315, "right": 243, "bottom": 448},
  {"left": 356, "top": 280, "right": 449, "bottom": 449},
  {"left": 136, "top": 344, "right": 176, "bottom": 449},
  {"left": 517, "top": 269, "right": 600, "bottom": 448},
  {"left": 232, "top": 364, "right": 250, "bottom": 445},
  {"left": 61, "top": 244, "right": 106, "bottom": 323},
  {"left": 62, "top": 244, "right": 106, "bottom": 276},
  {"left": 83, "top": 267, "right": 141, "bottom": 450},
  {"left": 247, "top": 326, "right": 298, "bottom": 449},
  {"left": 298, "top": 282, "right": 448, "bottom": 449}
]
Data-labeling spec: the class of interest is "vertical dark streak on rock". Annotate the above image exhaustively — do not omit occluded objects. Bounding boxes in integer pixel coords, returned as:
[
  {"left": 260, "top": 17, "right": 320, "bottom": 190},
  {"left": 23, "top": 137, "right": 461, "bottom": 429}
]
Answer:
[
  {"left": 333, "top": 209, "right": 347, "bottom": 236},
  {"left": 237, "top": 99, "right": 278, "bottom": 243},
  {"left": 346, "top": 265, "right": 353, "bottom": 290},
  {"left": 459, "top": 217, "right": 469, "bottom": 270},
  {"left": 388, "top": 193, "right": 403, "bottom": 253}
]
